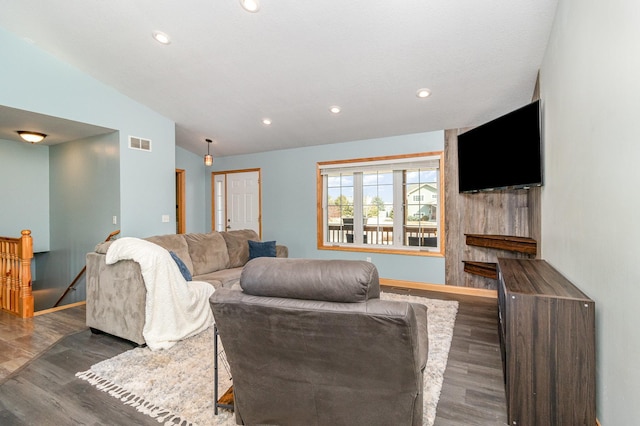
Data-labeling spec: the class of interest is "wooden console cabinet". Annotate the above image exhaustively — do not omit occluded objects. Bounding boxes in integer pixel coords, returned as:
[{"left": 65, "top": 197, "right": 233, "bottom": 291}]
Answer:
[{"left": 497, "top": 258, "right": 595, "bottom": 426}]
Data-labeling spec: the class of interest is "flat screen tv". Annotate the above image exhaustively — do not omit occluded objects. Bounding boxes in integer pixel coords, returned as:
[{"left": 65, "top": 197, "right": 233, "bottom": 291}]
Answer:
[{"left": 457, "top": 100, "right": 542, "bottom": 193}]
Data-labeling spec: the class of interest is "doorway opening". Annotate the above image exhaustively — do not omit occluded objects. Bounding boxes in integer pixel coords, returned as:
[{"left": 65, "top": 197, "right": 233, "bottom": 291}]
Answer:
[{"left": 176, "top": 169, "right": 186, "bottom": 234}]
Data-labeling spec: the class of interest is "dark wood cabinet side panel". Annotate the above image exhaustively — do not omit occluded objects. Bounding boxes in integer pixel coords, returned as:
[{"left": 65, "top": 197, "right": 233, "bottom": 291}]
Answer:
[
  {"left": 554, "top": 298, "right": 596, "bottom": 425},
  {"left": 507, "top": 295, "right": 536, "bottom": 424},
  {"left": 532, "top": 296, "right": 554, "bottom": 424},
  {"left": 498, "top": 259, "right": 596, "bottom": 426},
  {"left": 508, "top": 294, "right": 556, "bottom": 425}
]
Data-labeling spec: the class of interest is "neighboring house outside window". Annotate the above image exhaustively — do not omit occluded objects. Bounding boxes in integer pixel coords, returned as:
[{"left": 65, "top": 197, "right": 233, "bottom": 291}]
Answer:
[{"left": 317, "top": 152, "right": 444, "bottom": 256}]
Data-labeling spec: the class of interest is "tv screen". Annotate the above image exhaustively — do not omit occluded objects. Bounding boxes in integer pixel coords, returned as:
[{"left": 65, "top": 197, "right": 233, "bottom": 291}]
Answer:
[{"left": 457, "top": 100, "right": 542, "bottom": 193}]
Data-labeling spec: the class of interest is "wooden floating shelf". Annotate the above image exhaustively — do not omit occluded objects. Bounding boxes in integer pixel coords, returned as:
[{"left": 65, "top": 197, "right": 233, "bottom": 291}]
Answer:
[
  {"left": 463, "top": 261, "right": 498, "bottom": 279},
  {"left": 465, "top": 234, "right": 537, "bottom": 255}
]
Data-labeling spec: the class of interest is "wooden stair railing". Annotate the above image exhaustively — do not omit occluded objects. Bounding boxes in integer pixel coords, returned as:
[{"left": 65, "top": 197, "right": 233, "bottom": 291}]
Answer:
[
  {"left": 0, "top": 230, "right": 34, "bottom": 318},
  {"left": 53, "top": 230, "right": 120, "bottom": 308}
]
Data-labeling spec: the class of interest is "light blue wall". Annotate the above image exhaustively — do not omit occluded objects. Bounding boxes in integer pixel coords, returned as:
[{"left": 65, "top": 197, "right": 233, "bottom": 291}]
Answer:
[
  {"left": 1, "top": 26, "right": 177, "bottom": 309},
  {"left": 36, "top": 133, "right": 120, "bottom": 308},
  {"left": 120, "top": 125, "right": 175, "bottom": 238},
  {"left": 540, "top": 0, "right": 640, "bottom": 423},
  {"left": 176, "top": 146, "right": 207, "bottom": 233},
  {"left": 0, "top": 139, "right": 50, "bottom": 252},
  {"left": 211, "top": 131, "right": 446, "bottom": 284},
  {"left": 0, "top": 26, "right": 176, "bottom": 238}
]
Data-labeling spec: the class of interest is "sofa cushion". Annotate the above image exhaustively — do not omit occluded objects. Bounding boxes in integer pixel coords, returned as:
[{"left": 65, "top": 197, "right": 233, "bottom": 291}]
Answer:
[
  {"left": 221, "top": 229, "right": 260, "bottom": 268},
  {"left": 169, "top": 251, "right": 192, "bottom": 281},
  {"left": 248, "top": 240, "right": 276, "bottom": 260},
  {"left": 145, "top": 234, "right": 194, "bottom": 275},
  {"left": 194, "top": 266, "right": 243, "bottom": 289},
  {"left": 275, "top": 244, "right": 288, "bottom": 258},
  {"left": 184, "top": 232, "right": 230, "bottom": 275},
  {"left": 240, "top": 257, "right": 380, "bottom": 302}
]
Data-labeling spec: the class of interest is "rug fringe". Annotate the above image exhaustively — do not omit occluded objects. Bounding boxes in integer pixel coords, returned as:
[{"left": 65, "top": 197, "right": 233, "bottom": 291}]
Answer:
[{"left": 75, "top": 370, "right": 196, "bottom": 426}]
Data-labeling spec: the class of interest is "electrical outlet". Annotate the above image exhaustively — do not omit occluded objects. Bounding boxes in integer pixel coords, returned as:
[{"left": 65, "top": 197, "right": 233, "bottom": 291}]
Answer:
[
  {"left": 366, "top": 257, "right": 371, "bottom": 262},
  {"left": 112, "top": 216, "right": 117, "bottom": 225},
  {"left": 162, "top": 215, "right": 170, "bottom": 223}
]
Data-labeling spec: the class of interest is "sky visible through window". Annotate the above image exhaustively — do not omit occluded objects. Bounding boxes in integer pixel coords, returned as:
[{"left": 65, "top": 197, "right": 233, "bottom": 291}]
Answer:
[{"left": 328, "top": 171, "right": 437, "bottom": 205}]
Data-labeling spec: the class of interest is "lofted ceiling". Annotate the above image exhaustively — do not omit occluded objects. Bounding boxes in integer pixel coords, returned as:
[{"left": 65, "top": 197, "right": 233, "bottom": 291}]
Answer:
[{"left": 0, "top": 0, "right": 558, "bottom": 157}]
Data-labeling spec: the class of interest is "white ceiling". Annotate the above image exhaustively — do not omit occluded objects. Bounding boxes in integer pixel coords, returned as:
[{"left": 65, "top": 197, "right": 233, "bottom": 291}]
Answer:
[{"left": 0, "top": 0, "right": 558, "bottom": 157}]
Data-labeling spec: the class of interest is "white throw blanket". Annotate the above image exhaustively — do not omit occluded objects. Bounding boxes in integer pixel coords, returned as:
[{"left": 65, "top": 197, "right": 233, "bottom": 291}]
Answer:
[{"left": 106, "top": 237, "right": 215, "bottom": 351}]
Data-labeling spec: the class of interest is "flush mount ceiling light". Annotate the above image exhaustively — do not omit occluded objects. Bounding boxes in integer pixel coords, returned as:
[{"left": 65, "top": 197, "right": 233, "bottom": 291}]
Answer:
[
  {"left": 262, "top": 118, "right": 272, "bottom": 126},
  {"left": 152, "top": 31, "right": 171, "bottom": 45},
  {"left": 416, "top": 88, "right": 432, "bottom": 98},
  {"left": 240, "top": 0, "right": 260, "bottom": 13},
  {"left": 204, "top": 138, "right": 214, "bottom": 166},
  {"left": 17, "top": 131, "right": 47, "bottom": 143},
  {"left": 329, "top": 106, "right": 341, "bottom": 114}
]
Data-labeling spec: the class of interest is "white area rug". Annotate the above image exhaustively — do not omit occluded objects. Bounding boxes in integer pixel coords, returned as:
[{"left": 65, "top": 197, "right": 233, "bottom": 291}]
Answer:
[{"left": 76, "top": 292, "right": 458, "bottom": 426}]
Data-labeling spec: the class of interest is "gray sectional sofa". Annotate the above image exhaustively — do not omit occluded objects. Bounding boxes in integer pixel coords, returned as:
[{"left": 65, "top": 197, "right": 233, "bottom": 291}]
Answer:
[{"left": 85, "top": 229, "right": 287, "bottom": 345}]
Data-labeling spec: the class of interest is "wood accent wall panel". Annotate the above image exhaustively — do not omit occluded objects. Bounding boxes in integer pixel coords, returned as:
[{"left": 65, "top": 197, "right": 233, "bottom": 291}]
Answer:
[
  {"left": 528, "top": 74, "right": 542, "bottom": 258},
  {"left": 527, "top": 176, "right": 542, "bottom": 259},
  {"left": 444, "top": 129, "right": 540, "bottom": 289}
]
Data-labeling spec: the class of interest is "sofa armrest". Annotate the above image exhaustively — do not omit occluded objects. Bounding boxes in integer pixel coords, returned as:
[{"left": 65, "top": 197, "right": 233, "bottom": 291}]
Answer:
[
  {"left": 86, "top": 252, "right": 147, "bottom": 345},
  {"left": 275, "top": 244, "right": 288, "bottom": 258},
  {"left": 411, "top": 303, "right": 429, "bottom": 370}
]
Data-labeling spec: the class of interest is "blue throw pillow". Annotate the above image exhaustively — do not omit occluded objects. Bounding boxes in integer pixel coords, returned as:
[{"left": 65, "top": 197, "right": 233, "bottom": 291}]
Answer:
[
  {"left": 248, "top": 240, "right": 277, "bottom": 260},
  {"left": 169, "top": 251, "right": 192, "bottom": 281}
]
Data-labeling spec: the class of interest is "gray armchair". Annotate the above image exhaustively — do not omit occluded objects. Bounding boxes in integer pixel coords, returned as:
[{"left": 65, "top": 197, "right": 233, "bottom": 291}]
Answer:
[{"left": 210, "top": 257, "right": 429, "bottom": 426}]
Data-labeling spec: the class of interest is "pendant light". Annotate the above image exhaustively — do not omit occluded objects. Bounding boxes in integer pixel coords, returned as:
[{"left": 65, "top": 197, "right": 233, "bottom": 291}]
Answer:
[{"left": 204, "top": 138, "right": 214, "bottom": 166}]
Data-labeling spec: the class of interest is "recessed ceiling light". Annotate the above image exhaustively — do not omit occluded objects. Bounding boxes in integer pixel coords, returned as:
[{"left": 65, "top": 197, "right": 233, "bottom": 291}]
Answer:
[
  {"left": 416, "top": 88, "right": 431, "bottom": 98},
  {"left": 262, "top": 118, "right": 272, "bottom": 126},
  {"left": 152, "top": 31, "right": 171, "bottom": 45},
  {"left": 329, "top": 106, "right": 341, "bottom": 114},
  {"left": 240, "top": 0, "right": 260, "bottom": 13}
]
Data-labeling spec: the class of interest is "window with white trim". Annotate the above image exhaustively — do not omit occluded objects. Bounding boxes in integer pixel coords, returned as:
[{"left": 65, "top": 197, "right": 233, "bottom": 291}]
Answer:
[{"left": 318, "top": 152, "right": 443, "bottom": 254}]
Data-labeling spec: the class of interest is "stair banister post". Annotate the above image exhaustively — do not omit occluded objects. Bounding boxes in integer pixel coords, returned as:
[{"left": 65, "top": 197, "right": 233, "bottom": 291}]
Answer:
[{"left": 18, "top": 230, "right": 34, "bottom": 318}]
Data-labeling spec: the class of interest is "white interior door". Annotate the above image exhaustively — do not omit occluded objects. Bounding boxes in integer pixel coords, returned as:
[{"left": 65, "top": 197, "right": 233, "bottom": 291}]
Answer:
[{"left": 225, "top": 171, "right": 260, "bottom": 235}]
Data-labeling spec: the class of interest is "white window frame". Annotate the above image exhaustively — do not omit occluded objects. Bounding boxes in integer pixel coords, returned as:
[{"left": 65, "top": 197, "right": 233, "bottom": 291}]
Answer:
[{"left": 317, "top": 152, "right": 444, "bottom": 256}]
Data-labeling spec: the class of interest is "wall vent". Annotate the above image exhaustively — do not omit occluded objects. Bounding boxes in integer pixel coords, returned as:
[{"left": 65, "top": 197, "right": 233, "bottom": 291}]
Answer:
[{"left": 129, "top": 136, "right": 152, "bottom": 152}]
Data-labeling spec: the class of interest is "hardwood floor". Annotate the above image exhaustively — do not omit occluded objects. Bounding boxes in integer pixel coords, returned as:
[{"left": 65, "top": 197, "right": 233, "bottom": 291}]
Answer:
[
  {"left": 0, "top": 305, "right": 88, "bottom": 381},
  {"left": 0, "top": 289, "right": 508, "bottom": 425},
  {"left": 389, "top": 287, "right": 508, "bottom": 426}
]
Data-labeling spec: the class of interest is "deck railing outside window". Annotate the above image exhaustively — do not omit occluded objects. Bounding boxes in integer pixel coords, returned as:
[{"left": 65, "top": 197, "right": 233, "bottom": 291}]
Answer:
[{"left": 327, "top": 220, "right": 437, "bottom": 247}]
